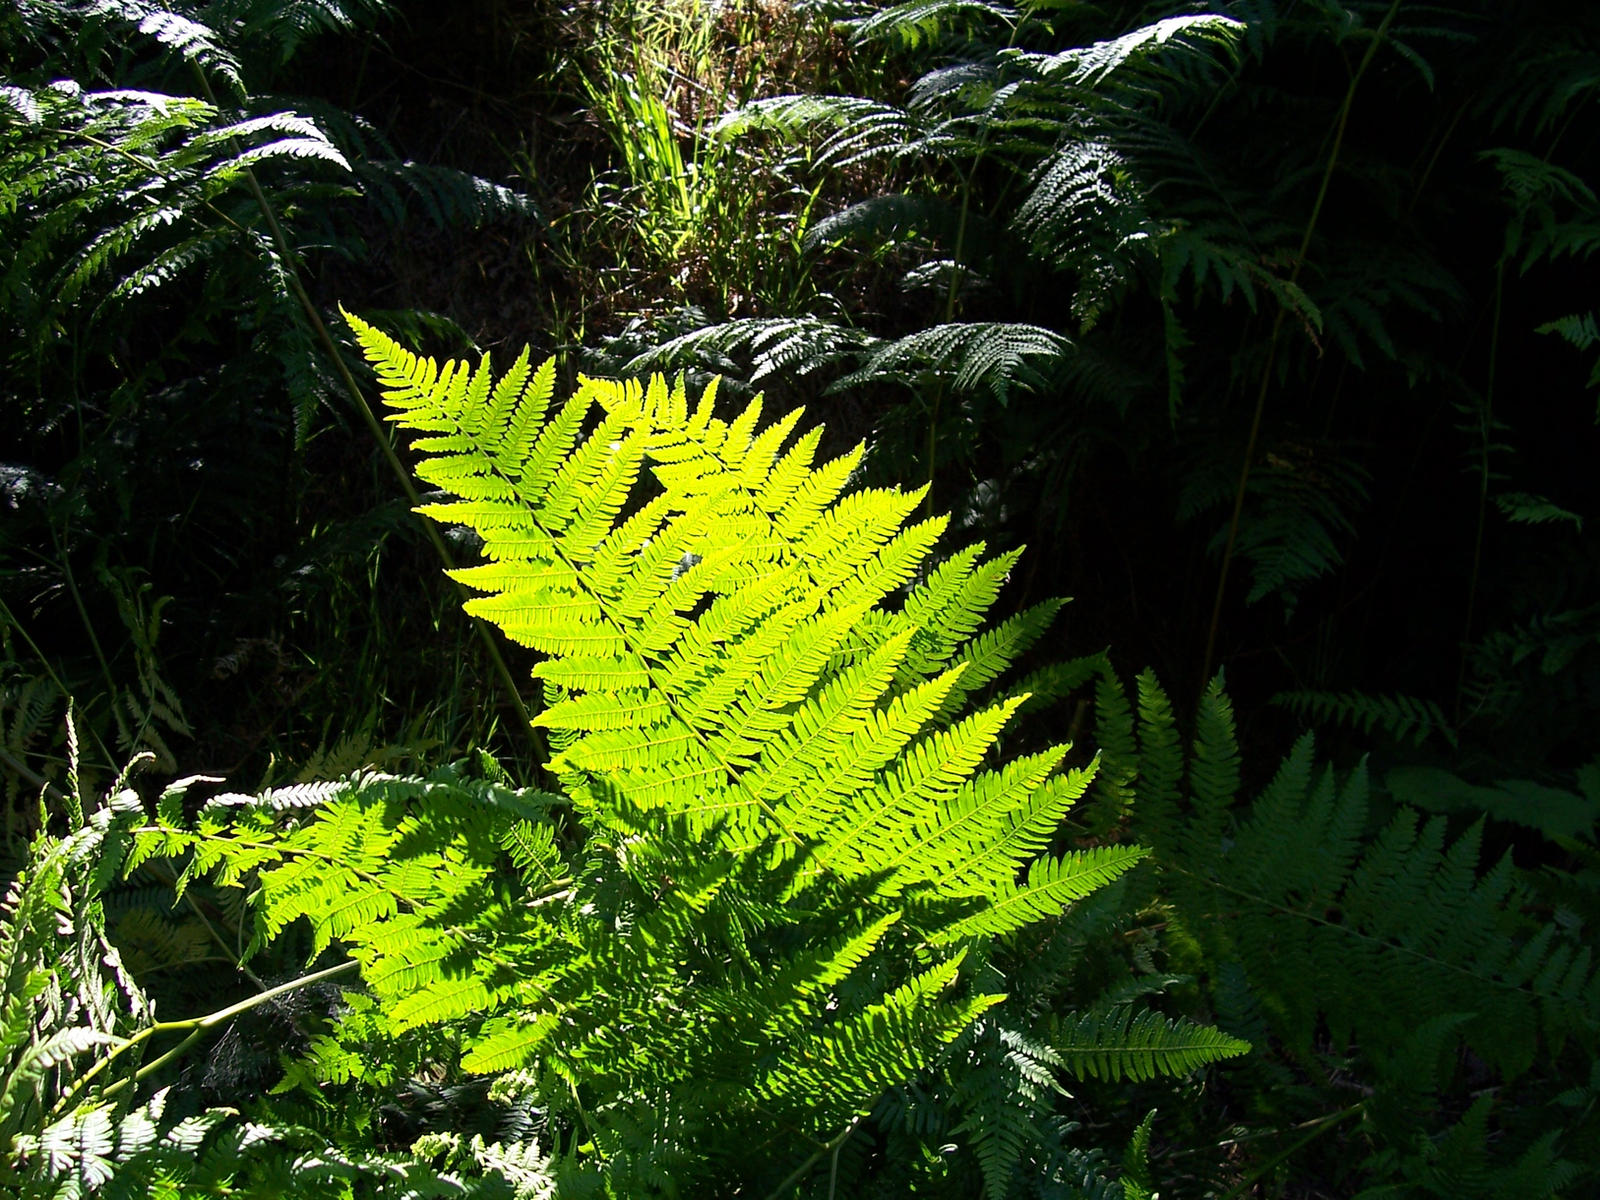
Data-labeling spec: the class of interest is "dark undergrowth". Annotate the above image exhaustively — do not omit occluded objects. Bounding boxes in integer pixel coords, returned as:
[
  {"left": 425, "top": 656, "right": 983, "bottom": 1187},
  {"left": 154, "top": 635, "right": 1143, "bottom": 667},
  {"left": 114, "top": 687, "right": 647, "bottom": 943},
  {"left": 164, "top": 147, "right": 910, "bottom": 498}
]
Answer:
[{"left": 2, "top": 1, "right": 1597, "bottom": 1196}]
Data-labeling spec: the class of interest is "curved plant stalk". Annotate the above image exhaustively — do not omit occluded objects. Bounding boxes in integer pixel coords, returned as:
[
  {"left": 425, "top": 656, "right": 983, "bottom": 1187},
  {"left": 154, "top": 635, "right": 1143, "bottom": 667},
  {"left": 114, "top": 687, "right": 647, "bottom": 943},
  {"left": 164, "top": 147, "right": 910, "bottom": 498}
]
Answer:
[
  {"left": 180, "top": 64, "right": 541, "bottom": 764},
  {"left": 1455, "top": 256, "right": 1504, "bottom": 720},
  {"left": 925, "top": 9, "right": 1024, "bottom": 517},
  {"left": 58, "top": 960, "right": 360, "bottom": 1114},
  {"left": 760, "top": 1116, "right": 861, "bottom": 1200},
  {"left": 1201, "top": 0, "right": 1404, "bottom": 686}
]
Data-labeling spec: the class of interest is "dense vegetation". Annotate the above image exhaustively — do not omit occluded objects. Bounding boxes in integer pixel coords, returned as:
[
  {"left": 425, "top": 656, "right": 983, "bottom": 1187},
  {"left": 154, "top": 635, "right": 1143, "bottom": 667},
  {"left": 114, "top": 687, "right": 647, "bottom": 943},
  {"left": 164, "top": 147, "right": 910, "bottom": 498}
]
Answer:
[{"left": 3, "top": 0, "right": 1597, "bottom": 1196}]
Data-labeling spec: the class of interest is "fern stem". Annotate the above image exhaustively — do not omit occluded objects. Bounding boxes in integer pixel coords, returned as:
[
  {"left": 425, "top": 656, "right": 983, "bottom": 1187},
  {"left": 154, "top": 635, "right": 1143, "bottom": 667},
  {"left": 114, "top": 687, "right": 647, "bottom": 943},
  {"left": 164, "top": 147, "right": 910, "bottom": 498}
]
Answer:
[
  {"left": 180, "top": 63, "right": 543, "bottom": 769},
  {"left": 1455, "top": 255, "right": 1504, "bottom": 720},
  {"left": 0, "top": 745, "right": 62, "bottom": 803},
  {"left": 51, "top": 959, "right": 358, "bottom": 1116},
  {"left": 1201, "top": 0, "right": 1403, "bottom": 687},
  {"left": 1406, "top": 98, "right": 1469, "bottom": 216},
  {"left": 146, "top": 858, "right": 269, "bottom": 991},
  {"left": 760, "top": 1116, "right": 861, "bottom": 1200},
  {"left": 923, "top": 9, "right": 1023, "bottom": 516}
]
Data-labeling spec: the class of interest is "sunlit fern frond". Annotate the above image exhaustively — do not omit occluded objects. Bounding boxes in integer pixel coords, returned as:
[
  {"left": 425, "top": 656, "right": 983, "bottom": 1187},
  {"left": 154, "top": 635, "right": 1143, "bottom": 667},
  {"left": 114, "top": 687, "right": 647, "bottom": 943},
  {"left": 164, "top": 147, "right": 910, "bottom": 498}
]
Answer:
[{"left": 125, "top": 319, "right": 1254, "bottom": 1190}]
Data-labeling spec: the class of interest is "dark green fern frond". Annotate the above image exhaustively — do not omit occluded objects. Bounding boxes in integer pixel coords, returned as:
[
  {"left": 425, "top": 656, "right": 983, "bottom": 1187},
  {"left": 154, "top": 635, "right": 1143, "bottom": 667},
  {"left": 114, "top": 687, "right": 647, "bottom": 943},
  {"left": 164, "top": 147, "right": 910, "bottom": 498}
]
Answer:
[
  {"left": 1090, "top": 665, "right": 1600, "bottom": 1192},
  {"left": 945, "top": 1019, "right": 1066, "bottom": 1200},
  {"left": 1485, "top": 148, "right": 1600, "bottom": 272},
  {"left": 1112, "top": 670, "right": 1600, "bottom": 1078},
  {"left": 1180, "top": 440, "right": 1370, "bottom": 618},
  {"left": 1, "top": 674, "right": 61, "bottom": 814},
  {"left": 618, "top": 315, "right": 876, "bottom": 386},
  {"left": 0, "top": 80, "right": 351, "bottom": 371},
  {"left": 805, "top": 191, "right": 973, "bottom": 254},
  {"left": 227, "top": 0, "right": 395, "bottom": 62},
  {"left": 1182, "top": 674, "right": 1238, "bottom": 867},
  {"left": 1384, "top": 766, "right": 1599, "bottom": 844},
  {"left": 1537, "top": 309, "right": 1600, "bottom": 412},
  {"left": 1274, "top": 688, "right": 1458, "bottom": 749},
  {"left": 355, "top": 158, "right": 540, "bottom": 229}
]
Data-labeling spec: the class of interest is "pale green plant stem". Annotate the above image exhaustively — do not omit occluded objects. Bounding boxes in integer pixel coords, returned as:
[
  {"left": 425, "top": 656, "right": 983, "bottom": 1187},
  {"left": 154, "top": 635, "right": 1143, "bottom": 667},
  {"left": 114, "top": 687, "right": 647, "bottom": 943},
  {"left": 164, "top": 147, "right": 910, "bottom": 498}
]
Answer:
[
  {"left": 1201, "top": 0, "right": 1403, "bottom": 687},
  {"left": 50, "top": 959, "right": 358, "bottom": 1117},
  {"left": 926, "top": 12, "right": 1023, "bottom": 516},
  {"left": 148, "top": 859, "right": 270, "bottom": 991},
  {"left": 0, "top": 746, "right": 54, "bottom": 800},
  {"left": 1455, "top": 257, "right": 1504, "bottom": 722},
  {"left": 760, "top": 1115, "right": 861, "bottom": 1200}
]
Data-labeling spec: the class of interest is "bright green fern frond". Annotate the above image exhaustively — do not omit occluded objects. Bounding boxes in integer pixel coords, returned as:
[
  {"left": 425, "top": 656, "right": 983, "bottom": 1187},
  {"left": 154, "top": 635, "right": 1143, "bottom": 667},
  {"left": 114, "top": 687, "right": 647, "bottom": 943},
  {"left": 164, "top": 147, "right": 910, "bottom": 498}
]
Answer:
[
  {"left": 1052, "top": 1006, "right": 1249, "bottom": 1082},
  {"left": 346, "top": 312, "right": 1102, "bottom": 876},
  {"left": 128, "top": 317, "right": 1171, "bottom": 1189},
  {"left": 938, "top": 845, "right": 1149, "bottom": 942}
]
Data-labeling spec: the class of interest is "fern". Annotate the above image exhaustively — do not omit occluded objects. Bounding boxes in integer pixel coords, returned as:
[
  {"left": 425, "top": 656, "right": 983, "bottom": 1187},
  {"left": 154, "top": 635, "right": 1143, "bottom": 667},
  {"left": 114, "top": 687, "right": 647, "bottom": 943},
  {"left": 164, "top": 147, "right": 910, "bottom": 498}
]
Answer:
[
  {"left": 845, "top": 0, "right": 1017, "bottom": 52},
  {"left": 1274, "top": 688, "right": 1458, "bottom": 749},
  {"left": 0, "top": 1, "right": 532, "bottom": 442},
  {"left": 130, "top": 322, "right": 1247, "bottom": 1192},
  {"left": 682, "top": 7, "right": 1288, "bottom": 544},
  {"left": 616, "top": 314, "right": 878, "bottom": 387},
  {"left": 836, "top": 322, "right": 1072, "bottom": 403},
  {"left": 0, "top": 729, "right": 547, "bottom": 1198},
  {"left": 1538, "top": 309, "right": 1600, "bottom": 415},
  {"left": 1097, "top": 667, "right": 1600, "bottom": 1194},
  {"left": 1021, "top": 15, "right": 1245, "bottom": 89},
  {"left": 1179, "top": 440, "right": 1371, "bottom": 618}
]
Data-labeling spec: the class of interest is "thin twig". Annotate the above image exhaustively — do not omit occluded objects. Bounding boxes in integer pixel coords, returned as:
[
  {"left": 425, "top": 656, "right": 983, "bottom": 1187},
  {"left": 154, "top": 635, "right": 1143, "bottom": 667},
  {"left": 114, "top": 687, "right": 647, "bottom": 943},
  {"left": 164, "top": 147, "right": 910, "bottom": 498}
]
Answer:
[
  {"left": 54, "top": 959, "right": 359, "bottom": 1114},
  {"left": 186, "top": 65, "right": 542, "bottom": 764},
  {"left": 761, "top": 1117, "right": 862, "bottom": 1200},
  {"left": 1200, "top": 0, "right": 1404, "bottom": 688}
]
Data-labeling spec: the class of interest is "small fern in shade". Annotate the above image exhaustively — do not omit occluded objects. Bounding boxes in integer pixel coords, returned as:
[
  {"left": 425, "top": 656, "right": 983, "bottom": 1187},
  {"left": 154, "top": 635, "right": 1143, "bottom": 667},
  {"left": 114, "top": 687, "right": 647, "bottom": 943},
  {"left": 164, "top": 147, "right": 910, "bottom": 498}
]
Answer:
[
  {"left": 133, "top": 318, "right": 1247, "bottom": 1195},
  {"left": 1094, "top": 667, "right": 1600, "bottom": 1198}
]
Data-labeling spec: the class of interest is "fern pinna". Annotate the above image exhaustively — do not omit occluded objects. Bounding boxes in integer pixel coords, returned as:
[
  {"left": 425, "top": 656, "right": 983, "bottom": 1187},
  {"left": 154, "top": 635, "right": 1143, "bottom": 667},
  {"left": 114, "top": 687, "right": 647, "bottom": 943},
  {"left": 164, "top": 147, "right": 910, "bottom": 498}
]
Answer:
[{"left": 132, "top": 316, "right": 1245, "bottom": 1195}]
